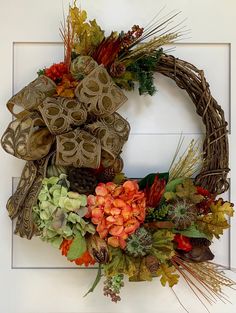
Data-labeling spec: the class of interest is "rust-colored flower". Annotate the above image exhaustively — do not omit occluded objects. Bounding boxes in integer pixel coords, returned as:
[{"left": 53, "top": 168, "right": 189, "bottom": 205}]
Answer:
[
  {"left": 87, "top": 180, "right": 146, "bottom": 249},
  {"left": 44, "top": 62, "right": 68, "bottom": 82},
  {"left": 60, "top": 239, "right": 95, "bottom": 267},
  {"left": 196, "top": 186, "right": 214, "bottom": 215},
  {"left": 92, "top": 33, "right": 122, "bottom": 68},
  {"left": 144, "top": 175, "right": 166, "bottom": 207},
  {"left": 174, "top": 234, "right": 192, "bottom": 252}
]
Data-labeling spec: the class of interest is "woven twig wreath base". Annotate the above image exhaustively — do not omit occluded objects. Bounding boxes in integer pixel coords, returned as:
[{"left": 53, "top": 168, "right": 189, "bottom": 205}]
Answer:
[{"left": 156, "top": 54, "right": 229, "bottom": 195}]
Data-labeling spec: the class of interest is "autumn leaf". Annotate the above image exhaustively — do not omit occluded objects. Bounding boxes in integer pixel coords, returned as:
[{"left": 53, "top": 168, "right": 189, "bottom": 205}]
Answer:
[
  {"left": 129, "top": 258, "right": 152, "bottom": 282},
  {"left": 196, "top": 215, "right": 229, "bottom": 239},
  {"left": 156, "top": 264, "right": 179, "bottom": 287},
  {"left": 103, "top": 247, "right": 137, "bottom": 278},
  {"left": 69, "top": 5, "right": 104, "bottom": 55},
  {"left": 150, "top": 230, "right": 175, "bottom": 262},
  {"left": 175, "top": 179, "right": 204, "bottom": 204},
  {"left": 210, "top": 198, "right": 234, "bottom": 217},
  {"left": 196, "top": 198, "right": 234, "bottom": 239}
]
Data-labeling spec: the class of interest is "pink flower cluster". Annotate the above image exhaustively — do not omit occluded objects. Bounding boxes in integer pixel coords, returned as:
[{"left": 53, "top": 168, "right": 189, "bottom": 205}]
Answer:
[{"left": 87, "top": 181, "right": 146, "bottom": 249}]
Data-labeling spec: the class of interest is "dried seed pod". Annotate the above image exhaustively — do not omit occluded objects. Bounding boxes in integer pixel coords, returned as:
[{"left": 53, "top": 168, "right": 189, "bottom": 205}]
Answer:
[
  {"left": 87, "top": 234, "right": 109, "bottom": 264},
  {"left": 67, "top": 167, "right": 97, "bottom": 195},
  {"left": 167, "top": 199, "right": 197, "bottom": 230},
  {"left": 182, "top": 245, "right": 214, "bottom": 262}
]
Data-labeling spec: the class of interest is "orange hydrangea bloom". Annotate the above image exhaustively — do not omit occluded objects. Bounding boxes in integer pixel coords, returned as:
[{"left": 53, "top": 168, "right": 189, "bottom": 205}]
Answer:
[
  {"left": 60, "top": 239, "right": 96, "bottom": 267},
  {"left": 87, "top": 180, "right": 146, "bottom": 249}
]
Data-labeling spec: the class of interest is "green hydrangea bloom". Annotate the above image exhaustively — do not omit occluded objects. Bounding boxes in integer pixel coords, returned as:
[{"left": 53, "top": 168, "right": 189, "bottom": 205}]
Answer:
[{"left": 33, "top": 174, "right": 95, "bottom": 248}]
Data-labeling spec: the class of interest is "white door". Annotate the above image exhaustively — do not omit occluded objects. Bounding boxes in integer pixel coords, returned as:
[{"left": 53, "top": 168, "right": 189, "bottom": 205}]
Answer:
[{"left": 1, "top": 0, "right": 236, "bottom": 312}]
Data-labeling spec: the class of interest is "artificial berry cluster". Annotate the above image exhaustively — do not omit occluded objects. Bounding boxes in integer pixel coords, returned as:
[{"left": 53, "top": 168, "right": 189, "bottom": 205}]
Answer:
[
  {"left": 121, "top": 25, "right": 144, "bottom": 48},
  {"left": 103, "top": 274, "right": 124, "bottom": 302}
]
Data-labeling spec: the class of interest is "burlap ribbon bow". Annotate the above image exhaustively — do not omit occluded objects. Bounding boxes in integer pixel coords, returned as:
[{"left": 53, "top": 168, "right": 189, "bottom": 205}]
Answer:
[{"left": 1, "top": 65, "right": 130, "bottom": 238}]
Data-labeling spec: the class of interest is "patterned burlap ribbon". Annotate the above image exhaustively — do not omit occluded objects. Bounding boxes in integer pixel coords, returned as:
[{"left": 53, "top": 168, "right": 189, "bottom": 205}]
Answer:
[{"left": 1, "top": 65, "right": 130, "bottom": 238}]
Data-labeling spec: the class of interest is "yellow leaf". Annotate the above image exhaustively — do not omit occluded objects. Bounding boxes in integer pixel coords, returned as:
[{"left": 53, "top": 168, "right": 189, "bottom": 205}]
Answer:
[
  {"left": 69, "top": 4, "right": 104, "bottom": 55},
  {"left": 176, "top": 179, "right": 204, "bottom": 204},
  {"left": 156, "top": 264, "right": 179, "bottom": 287},
  {"left": 197, "top": 198, "right": 234, "bottom": 239},
  {"left": 197, "top": 214, "right": 229, "bottom": 239},
  {"left": 210, "top": 199, "right": 234, "bottom": 217}
]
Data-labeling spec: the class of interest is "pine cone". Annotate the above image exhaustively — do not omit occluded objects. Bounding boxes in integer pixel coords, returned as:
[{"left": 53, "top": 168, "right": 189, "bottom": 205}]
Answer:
[
  {"left": 167, "top": 199, "right": 197, "bottom": 230},
  {"left": 68, "top": 167, "right": 97, "bottom": 195},
  {"left": 145, "top": 255, "right": 160, "bottom": 274},
  {"left": 125, "top": 227, "right": 152, "bottom": 258}
]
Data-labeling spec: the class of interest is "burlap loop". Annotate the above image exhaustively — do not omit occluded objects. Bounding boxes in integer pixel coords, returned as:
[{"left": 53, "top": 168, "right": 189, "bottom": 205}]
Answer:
[
  {"left": 75, "top": 65, "right": 128, "bottom": 117},
  {"left": 1, "top": 64, "right": 130, "bottom": 238},
  {"left": 56, "top": 129, "right": 101, "bottom": 168},
  {"left": 2, "top": 65, "right": 129, "bottom": 167},
  {"left": 85, "top": 120, "right": 125, "bottom": 162},
  {"left": 38, "top": 97, "right": 87, "bottom": 135},
  {"left": 7, "top": 75, "right": 56, "bottom": 118},
  {"left": 1, "top": 112, "right": 54, "bottom": 160}
]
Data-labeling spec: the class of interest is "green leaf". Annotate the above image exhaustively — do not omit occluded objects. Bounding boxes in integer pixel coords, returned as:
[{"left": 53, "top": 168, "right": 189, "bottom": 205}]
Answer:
[
  {"left": 67, "top": 232, "right": 87, "bottom": 261},
  {"left": 165, "top": 178, "right": 184, "bottom": 192},
  {"left": 173, "top": 224, "right": 212, "bottom": 240},
  {"left": 164, "top": 191, "right": 176, "bottom": 201},
  {"left": 139, "top": 172, "right": 169, "bottom": 190}
]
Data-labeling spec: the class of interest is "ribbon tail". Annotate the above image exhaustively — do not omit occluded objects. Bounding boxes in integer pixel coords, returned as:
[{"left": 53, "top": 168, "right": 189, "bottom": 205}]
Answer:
[
  {"left": 7, "top": 161, "right": 37, "bottom": 219},
  {"left": 9, "top": 153, "right": 52, "bottom": 239}
]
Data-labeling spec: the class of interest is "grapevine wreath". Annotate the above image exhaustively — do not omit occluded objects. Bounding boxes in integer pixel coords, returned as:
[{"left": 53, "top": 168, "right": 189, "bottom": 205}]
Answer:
[{"left": 1, "top": 3, "right": 235, "bottom": 309}]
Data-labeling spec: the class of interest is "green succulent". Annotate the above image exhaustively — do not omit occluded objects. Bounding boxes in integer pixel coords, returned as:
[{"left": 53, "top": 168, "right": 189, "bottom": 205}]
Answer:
[
  {"left": 125, "top": 227, "right": 152, "bottom": 258},
  {"left": 33, "top": 174, "right": 95, "bottom": 248}
]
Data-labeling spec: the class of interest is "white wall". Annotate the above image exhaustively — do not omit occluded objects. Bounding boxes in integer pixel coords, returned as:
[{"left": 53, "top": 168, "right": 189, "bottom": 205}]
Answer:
[{"left": 0, "top": 1, "right": 236, "bottom": 312}]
